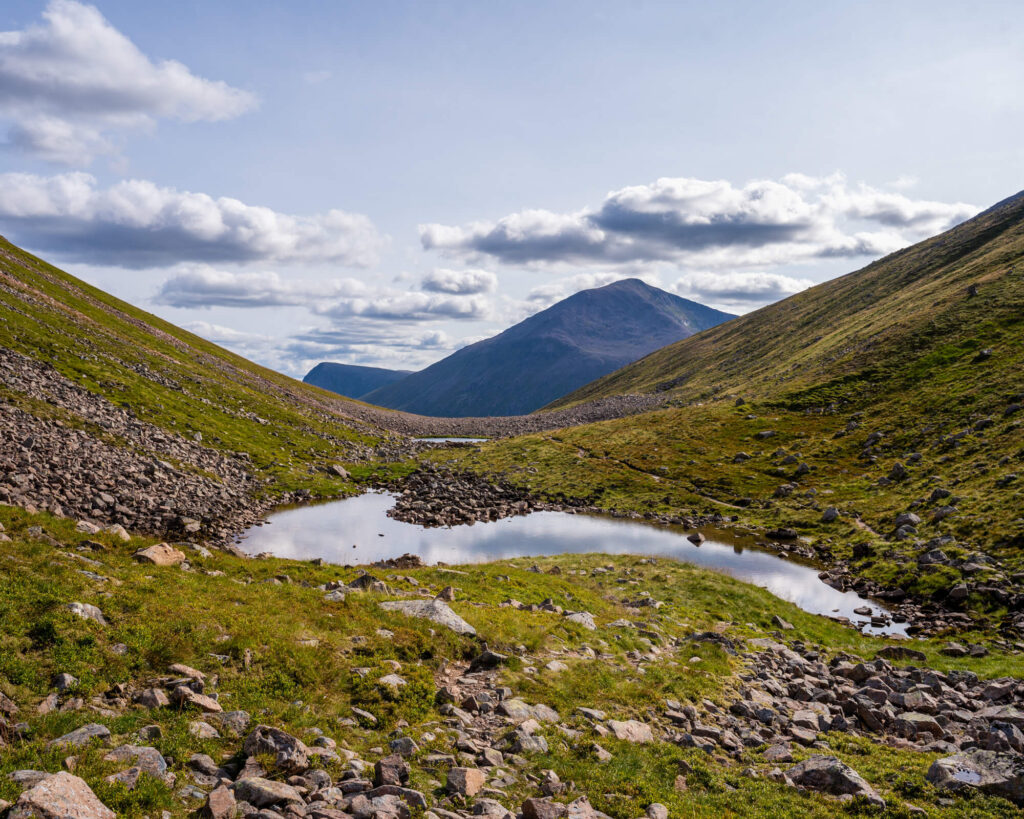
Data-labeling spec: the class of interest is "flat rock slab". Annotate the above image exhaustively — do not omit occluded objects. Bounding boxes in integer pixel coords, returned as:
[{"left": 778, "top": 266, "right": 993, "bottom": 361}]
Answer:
[
  {"left": 927, "top": 750, "right": 1024, "bottom": 806},
  {"left": 379, "top": 599, "right": 476, "bottom": 636},
  {"left": 49, "top": 723, "right": 111, "bottom": 749},
  {"left": 607, "top": 719, "right": 654, "bottom": 743},
  {"left": 8, "top": 772, "right": 114, "bottom": 819},
  {"left": 787, "top": 755, "right": 885, "bottom": 808}
]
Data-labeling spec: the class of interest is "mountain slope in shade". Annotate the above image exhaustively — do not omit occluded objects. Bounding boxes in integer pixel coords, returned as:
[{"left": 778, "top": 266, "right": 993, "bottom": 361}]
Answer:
[
  {"left": 303, "top": 362, "right": 412, "bottom": 400},
  {"left": 362, "top": 279, "right": 735, "bottom": 417}
]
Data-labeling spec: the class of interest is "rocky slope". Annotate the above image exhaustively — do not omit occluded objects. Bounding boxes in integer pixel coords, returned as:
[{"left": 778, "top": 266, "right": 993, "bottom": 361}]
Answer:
[{"left": 363, "top": 280, "right": 733, "bottom": 417}]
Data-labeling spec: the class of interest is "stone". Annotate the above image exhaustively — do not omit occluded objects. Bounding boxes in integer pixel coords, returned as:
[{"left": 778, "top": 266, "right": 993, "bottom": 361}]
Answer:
[
  {"left": 645, "top": 805, "right": 669, "bottom": 819},
  {"left": 821, "top": 506, "right": 839, "bottom": 523},
  {"left": 66, "top": 602, "right": 106, "bottom": 625},
  {"left": 763, "top": 743, "right": 793, "bottom": 763},
  {"left": 132, "top": 543, "right": 187, "bottom": 566},
  {"left": 171, "top": 686, "right": 222, "bottom": 713},
  {"left": 7, "top": 772, "right": 114, "bottom": 819},
  {"left": 876, "top": 646, "right": 927, "bottom": 662},
  {"left": 243, "top": 725, "right": 310, "bottom": 773},
  {"left": 202, "top": 784, "right": 237, "bottom": 819},
  {"left": 169, "top": 662, "right": 206, "bottom": 680},
  {"left": 190, "top": 721, "right": 221, "bottom": 739},
  {"left": 214, "top": 710, "right": 252, "bottom": 735},
  {"left": 447, "top": 767, "right": 486, "bottom": 797},
  {"left": 49, "top": 722, "right": 111, "bottom": 749},
  {"left": 231, "top": 777, "right": 304, "bottom": 808},
  {"left": 374, "top": 754, "right": 410, "bottom": 787},
  {"left": 133, "top": 687, "right": 169, "bottom": 709},
  {"left": 103, "top": 744, "right": 167, "bottom": 777},
  {"left": 53, "top": 673, "right": 78, "bottom": 691},
  {"left": 927, "top": 750, "right": 1024, "bottom": 805},
  {"left": 545, "top": 660, "right": 569, "bottom": 673},
  {"left": 522, "top": 797, "right": 567, "bottom": 819},
  {"left": 379, "top": 599, "right": 476, "bottom": 636},
  {"left": 607, "top": 719, "right": 654, "bottom": 743},
  {"left": 563, "top": 611, "right": 597, "bottom": 630},
  {"left": 771, "top": 615, "right": 794, "bottom": 630},
  {"left": 787, "top": 755, "right": 885, "bottom": 808}
]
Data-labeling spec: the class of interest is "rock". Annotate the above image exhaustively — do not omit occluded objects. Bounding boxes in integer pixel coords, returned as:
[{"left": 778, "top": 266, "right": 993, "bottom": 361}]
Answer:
[
  {"left": 447, "top": 767, "right": 486, "bottom": 797},
  {"left": 687, "top": 533, "right": 705, "bottom": 545},
  {"left": 374, "top": 754, "right": 410, "bottom": 787},
  {"left": 49, "top": 722, "right": 111, "bottom": 749},
  {"left": 171, "top": 686, "right": 222, "bottom": 713},
  {"left": 927, "top": 750, "right": 1024, "bottom": 805},
  {"left": 169, "top": 662, "right": 206, "bottom": 680},
  {"left": 103, "top": 744, "right": 167, "bottom": 777},
  {"left": 545, "top": 660, "right": 569, "bottom": 673},
  {"left": 941, "top": 642, "right": 969, "bottom": 657},
  {"left": 607, "top": 719, "right": 654, "bottom": 743},
  {"left": 378, "top": 674, "right": 407, "bottom": 690},
  {"left": 66, "top": 602, "right": 106, "bottom": 625},
  {"left": 645, "top": 805, "right": 669, "bottom": 819},
  {"left": 243, "top": 725, "right": 310, "bottom": 773},
  {"left": 132, "top": 543, "right": 186, "bottom": 566},
  {"left": 821, "top": 506, "right": 839, "bottom": 523},
  {"left": 469, "top": 647, "right": 509, "bottom": 672},
  {"left": 231, "top": 777, "right": 304, "bottom": 808},
  {"left": 327, "top": 465, "right": 350, "bottom": 479},
  {"left": 7, "top": 772, "right": 115, "bottom": 819},
  {"left": 771, "top": 615, "right": 794, "bottom": 631},
  {"left": 189, "top": 721, "right": 220, "bottom": 739},
  {"left": 379, "top": 599, "right": 476, "bottom": 636},
  {"left": 787, "top": 755, "right": 885, "bottom": 808},
  {"left": 893, "top": 512, "right": 921, "bottom": 528},
  {"left": 133, "top": 687, "right": 169, "bottom": 709},
  {"left": 202, "top": 784, "right": 237, "bottom": 819},
  {"left": 876, "top": 646, "right": 927, "bottom": 662},
  {"left": 435, "top": 585, "right": 456, "bottom": 602},
  {"left": 212, "top": 710, "right": 251, "bottom": 735},
  {"left": 763, "top": 743, "right": 793, "bottom": 763},
  {"left": 564, "top": 611, "right": 597, "bottom": 630},
  {"left": 522, "top": 797, "right": 567, "bottom": 819}
]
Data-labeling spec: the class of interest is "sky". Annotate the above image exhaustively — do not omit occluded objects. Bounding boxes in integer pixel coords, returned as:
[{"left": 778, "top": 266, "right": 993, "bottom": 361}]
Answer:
[{"left": 0, "top": 0, "right": 1021, "bottom": 377}]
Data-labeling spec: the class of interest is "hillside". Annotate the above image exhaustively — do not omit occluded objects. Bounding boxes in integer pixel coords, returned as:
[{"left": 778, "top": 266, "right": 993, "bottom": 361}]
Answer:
[
  {"left": 303, "top": 361, "right": 412, "bottom": 400},
  {"left": 431, "top": 190, "right": 1024, "bottom": 629},
  {"left": 0, "top": 237, "right": 423, "bottom": 541},
  {"left": 362, "top": 279, "right": 734, "bottom": 417}
]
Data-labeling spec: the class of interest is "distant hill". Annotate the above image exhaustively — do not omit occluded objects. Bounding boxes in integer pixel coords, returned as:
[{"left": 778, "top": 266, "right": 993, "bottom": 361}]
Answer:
[
  {"left": 362, "top": 279, "right": 734, "bottom": 417},
  {"left": 303, "top": 362, "right": 412, "bottom": 400}
]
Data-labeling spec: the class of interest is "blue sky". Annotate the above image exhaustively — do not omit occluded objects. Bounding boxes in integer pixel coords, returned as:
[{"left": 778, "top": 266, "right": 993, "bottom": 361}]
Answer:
[{"left": 0, "top": 0, "right": 1021, "bottom": 375}]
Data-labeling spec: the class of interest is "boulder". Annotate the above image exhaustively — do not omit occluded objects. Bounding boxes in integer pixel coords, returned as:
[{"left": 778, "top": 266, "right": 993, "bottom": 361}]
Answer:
[
  {"left": 447, "top": 766, "right": 486, "bottom": 797},
  {"left": 374, "top": 754, "right": 410, "bottom": 787},
  {"left": 927, "top": 750, "right": 1024, "bottom": 805},
  {"left": 243, "top": 725, "right": 310, "bottom": 773},
  {"left": 231, "top": 777, "right": 304, "bottom": 808},
  {"left": 201, "top": 784, "right": 236, "bottom": 819},
  {"left": 49, "top": 722, "right": 111, "bottom": 749},
  {"left": 787, "top": 755, "right": 885, "bottom": 808},
  {"left": 66, "top": 602, "right": 106, "bottom": 626},
  {"left": 607, "top": 719, "right": 654, "bottom": 743},
  {"left": 132, "top": 543, "right": 186, "bottom": 566},
  {"left": 379, "top": 599, "right": 476, "bottom": 636},
  {"left": 7, "top": 773, "right": 114, "bottom": 819}
]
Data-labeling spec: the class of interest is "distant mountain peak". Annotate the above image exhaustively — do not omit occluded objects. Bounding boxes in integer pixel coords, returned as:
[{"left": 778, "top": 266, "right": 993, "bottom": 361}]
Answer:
[{"left": 361, "top": 280, "right": 734, "bottom": 417}]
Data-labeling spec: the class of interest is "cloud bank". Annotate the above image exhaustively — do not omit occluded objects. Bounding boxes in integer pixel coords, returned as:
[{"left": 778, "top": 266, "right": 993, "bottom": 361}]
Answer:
[
  {"left": 0, "top": 172, "right": 384, "bottom": 267},
  {"left": 420, "top": 174, "right": 978, "bottom": 269},
  {"left": 0, "top": 1, "right": 256, "bottom": 164}
]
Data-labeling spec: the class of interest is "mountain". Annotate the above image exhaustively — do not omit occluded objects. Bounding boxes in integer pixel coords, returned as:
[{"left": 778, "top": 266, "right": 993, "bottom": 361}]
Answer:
[
  {"left": 303, "top": 362, "right": 412, "bottom": 400},
  {"left": 362, "top": 279, "right": 734, "bottom": 417}
]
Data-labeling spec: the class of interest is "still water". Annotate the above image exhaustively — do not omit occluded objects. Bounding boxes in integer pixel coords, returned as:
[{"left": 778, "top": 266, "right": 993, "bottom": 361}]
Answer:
[{"left": 239, "top": 492, "right": 905, "bottom": 635}]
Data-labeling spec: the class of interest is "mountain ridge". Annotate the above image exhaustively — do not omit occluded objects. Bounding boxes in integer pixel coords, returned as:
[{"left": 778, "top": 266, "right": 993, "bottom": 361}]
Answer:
[
  {"left": 362, "top": 278, "right": 734, "bottom": 417},
  {"left": 302, "top": 361, "right": 412, "bottom": 400}
]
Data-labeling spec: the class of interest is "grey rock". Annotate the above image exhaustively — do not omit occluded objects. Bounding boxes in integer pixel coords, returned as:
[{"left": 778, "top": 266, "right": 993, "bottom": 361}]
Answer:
[{"left": 379, "top": 599, "right": 476, "bottom": 636}]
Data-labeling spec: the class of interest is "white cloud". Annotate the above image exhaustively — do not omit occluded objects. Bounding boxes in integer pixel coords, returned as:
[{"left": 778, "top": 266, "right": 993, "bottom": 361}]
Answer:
[
  {"left": 155, "top": 266, "right": 369, "bottom": 308},
  {"left": 671, "top": 271, "right": 814, "bottom": 310},
  {"left": 0, "top": 1, "right": 257, "bottom": 164},
  {"left": 315, "top": 291, "right": 491, "bottom": 322},
  {"left": 0, "top": 172, "right": 384, "bottom": 267},
  {"left": 525, "top": 271, "right": 657, "bottom": 308},
  {"left": 420, "top": 173, "right": 978, "bottom": 269},
  {"left": 421, "top": 268, "right": 498, "bottom": 295}
]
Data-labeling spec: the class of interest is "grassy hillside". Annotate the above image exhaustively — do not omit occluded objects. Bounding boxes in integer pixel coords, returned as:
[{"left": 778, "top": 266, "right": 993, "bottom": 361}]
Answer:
[
  {"left": 0, "top": 238, "right": 417, "bottom": 528},
  {"left": 432, "top": 193, "right": 1024, "bottom": 628},
  {"left": 1, "top": 503, "right": 1020, "bottom": 818}
]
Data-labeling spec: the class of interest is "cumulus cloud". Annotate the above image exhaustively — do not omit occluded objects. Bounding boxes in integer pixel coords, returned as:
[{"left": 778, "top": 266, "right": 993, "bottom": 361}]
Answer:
[
  {"left": 421, "top": 268, "right": 498, "bottom": 295},
  {"left": 181, "top": 320, "right": 272, "bottom": 345},
  {"left": 671, "top": 271, "right": 813, "bottom": 309},
  {"left": 0, "top": 172, "right": 384, "bottom": 267},
  {"left": 154, "top": 267, "right": 369, "bottom": 309},
  {"left": 315, "top": 291, "right": 491, "bottom": 322},
  {"left": 525, "top": 272, "right": 657, "bottom": 308},
  {"left": 0, "top": 1, "right": 256, "bottom": 163},
  {"left": 420, "top": 174, "right": 978, "bottom": 269}
]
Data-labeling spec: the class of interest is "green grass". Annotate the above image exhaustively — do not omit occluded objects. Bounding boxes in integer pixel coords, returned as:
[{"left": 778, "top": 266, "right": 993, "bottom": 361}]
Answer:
[{"left": 1, "top": 504, "right": 1021, "bottom": 816}]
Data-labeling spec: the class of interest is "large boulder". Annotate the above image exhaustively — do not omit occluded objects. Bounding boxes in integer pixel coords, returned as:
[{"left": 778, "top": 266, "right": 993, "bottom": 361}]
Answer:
[
  {"left": 133, "top": 543, "right": 186, "bottom": 566},
  {"left": 243, "top": 725, "right": 310, "bottom": 773},
  {"left": 231, "top": 777, "right": 304, "bottom": 808},
  {"left": 7, "top": 772, "right": 114, "bottom": 819},
  {"left": 378, "top": 599, "right": 476, "bottom": 636},
  {"left": 787, "top": 755, "right": 885, "bottom": 808},
  {"left": 607, "top": 719, "right": 654, "bottom": 743},
  {"left": 927, "top": 750, "right": 1024, "bottom": 806}
]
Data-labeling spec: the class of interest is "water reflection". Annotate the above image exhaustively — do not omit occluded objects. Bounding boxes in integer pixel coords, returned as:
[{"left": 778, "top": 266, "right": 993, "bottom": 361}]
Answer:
[{"left": 239, "top": 492, "right": 905, "bottom": 636}]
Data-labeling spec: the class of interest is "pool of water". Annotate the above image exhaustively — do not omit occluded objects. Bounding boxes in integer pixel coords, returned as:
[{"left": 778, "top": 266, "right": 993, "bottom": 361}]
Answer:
[
  {"left": 238, "top": 492, "right": 906, "bottom": 635},
  {"left": 415, "top": 437, "right": 489, "bottom": 443}
]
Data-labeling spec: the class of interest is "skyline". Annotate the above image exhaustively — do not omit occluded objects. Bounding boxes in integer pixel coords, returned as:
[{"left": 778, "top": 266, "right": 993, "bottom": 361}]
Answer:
[{"left": 1, "top": 0, "right": 1021, "bottom": 376}]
